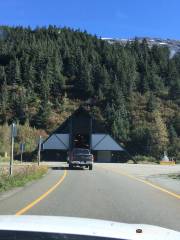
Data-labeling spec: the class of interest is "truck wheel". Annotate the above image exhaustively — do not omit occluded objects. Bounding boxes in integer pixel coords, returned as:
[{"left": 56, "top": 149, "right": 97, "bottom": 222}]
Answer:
[{"left": 89, "top": 165, "right": 93, "bottom": 170}]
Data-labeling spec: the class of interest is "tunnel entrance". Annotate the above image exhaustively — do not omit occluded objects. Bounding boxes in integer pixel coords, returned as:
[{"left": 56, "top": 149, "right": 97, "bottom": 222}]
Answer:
[
  {"left": 73, "top": 134, "right": 89, "bottom": 148},
  {"left": 71, "top": 110, "right": 91, "bottom": 150}
]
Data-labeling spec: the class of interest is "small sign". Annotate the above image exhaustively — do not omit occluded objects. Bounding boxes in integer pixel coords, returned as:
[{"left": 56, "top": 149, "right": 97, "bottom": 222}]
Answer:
[
  {"left": 11, "top": 123, "right": 17, "bottom": 137},
  {"left": 38, "top": 136, "right": 43, "bottom": 151},
  {"left": 20, "top": 143, "right": 25, "bottom": 152}
]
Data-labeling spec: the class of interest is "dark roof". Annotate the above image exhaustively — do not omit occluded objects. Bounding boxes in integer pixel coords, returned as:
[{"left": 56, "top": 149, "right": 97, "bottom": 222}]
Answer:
[
  {"left": 43, "top": 106, "right": 107, "bottom": 144},
  {"left": 55, "top": 106, "right": 107, "bottom": 134}
]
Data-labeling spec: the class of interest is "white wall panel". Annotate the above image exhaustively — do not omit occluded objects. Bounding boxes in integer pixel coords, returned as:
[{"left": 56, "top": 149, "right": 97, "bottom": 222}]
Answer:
[{"left": 43, "top": 134, "right": 69, "bottom": 150}]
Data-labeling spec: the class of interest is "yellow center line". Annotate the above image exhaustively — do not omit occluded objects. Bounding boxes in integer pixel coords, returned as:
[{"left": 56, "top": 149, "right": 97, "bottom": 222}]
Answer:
[
  {"left": 99, "top": 165, "right": 180, "bottom": 200},
  {"left": 15, "top": 170, "right": 67, "bottom": 216}
]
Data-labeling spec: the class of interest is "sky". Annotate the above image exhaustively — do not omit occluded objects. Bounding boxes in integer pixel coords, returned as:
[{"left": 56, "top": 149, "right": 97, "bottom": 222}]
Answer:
[{"left": 0, "top": 0, "right": 179, "bottom": 40}]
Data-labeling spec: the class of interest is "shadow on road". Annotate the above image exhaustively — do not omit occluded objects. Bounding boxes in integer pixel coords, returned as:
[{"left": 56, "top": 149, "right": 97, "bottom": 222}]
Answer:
[{"left": 51, "top": 166, "right": 85, "bottom": 171}]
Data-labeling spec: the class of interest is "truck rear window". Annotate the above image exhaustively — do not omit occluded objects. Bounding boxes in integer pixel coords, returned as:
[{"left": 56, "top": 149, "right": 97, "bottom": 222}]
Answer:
[{"left": 73, "top": 149, "right": 90, "bottom": 154}]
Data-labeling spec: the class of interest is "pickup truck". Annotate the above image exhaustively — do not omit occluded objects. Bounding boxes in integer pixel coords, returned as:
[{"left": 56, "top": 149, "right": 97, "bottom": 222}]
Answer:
[{"left": 67, "top": 148, "right": 93, "bottom": 170}]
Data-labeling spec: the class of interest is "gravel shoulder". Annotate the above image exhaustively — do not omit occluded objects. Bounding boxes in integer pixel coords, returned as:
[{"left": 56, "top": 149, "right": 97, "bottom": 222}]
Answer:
[
  {"left": 98, "top": 163, "right": 180, "bottom": 195},
  {"left": 147, "top": 174, "right": 180, "bottom": 194}
]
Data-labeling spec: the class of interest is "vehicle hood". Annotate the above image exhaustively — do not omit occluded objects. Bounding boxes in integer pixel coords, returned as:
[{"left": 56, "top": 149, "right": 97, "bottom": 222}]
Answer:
[{"left": 0, "top": 215, "right": 179, "bottom": 240}]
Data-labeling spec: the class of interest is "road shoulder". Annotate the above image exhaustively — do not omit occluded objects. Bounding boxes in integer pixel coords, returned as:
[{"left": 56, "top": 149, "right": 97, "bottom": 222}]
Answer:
[
  {"left": 0, "top": 168, "right": 66, "bottom": 214},
  {"left": 147, "top": 174, "right": 180, "bottom": 195}
]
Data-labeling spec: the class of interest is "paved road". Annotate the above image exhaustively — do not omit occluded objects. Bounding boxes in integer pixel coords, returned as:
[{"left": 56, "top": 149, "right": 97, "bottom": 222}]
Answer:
[{"left": 0, "top": 163, "right": 179, "bottom": 231}]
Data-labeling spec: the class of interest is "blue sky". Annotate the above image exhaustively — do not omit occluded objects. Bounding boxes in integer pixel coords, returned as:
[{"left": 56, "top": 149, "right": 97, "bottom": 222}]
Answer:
[{"left": 0, "top": 0, "right": 179, "bottom": 39}]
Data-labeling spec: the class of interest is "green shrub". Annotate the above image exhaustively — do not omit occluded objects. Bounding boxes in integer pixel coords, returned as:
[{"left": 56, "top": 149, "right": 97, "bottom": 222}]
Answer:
[
  {"left": 133, "top": 155, "right": 158, "bottom": 163},
  {"left": 0, "top": 122, "right": 48, "bottom": 161}
]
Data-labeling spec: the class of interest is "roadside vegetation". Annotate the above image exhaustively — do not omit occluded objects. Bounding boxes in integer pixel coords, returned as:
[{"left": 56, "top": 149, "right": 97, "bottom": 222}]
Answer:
[
  {"left": 133, "top": 155, "right": 158, "bottom": 164},
  {"left": 0, "top": 122, "right": 47, "bottom": 161},
  {"left": 0, "top": 165, "right": 48, "bottom": 192},
  {"left": 168, "top": 174, "right": 180, "bottom": 180},
  {"left": 0, "top": 26, "right": 179, "bottom": 162}
]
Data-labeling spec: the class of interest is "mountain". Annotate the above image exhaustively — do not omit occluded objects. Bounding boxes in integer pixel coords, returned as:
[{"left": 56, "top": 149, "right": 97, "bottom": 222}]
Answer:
[
  {"left": 0, "top": 26, "right": 179, "bottom": 160},
  {"left": 102, "top": 37, "right": 180, "bottom": 58}
]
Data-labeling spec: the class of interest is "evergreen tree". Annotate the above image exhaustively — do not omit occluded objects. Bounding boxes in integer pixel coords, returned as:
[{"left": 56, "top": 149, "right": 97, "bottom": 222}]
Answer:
[
  {"left": 168, "top": 124, "right": 177, "bottom": 143},
  {"left": 112, "top": 107, "right": 130, "bottom": 142},
  {"left": 33, "top": 100, "right": 51, "bottom": 129},
  {"left": 169, "top": 77, "right": 180, "bottom": 101},
  {"left": 150, "top": 110, "right": 169, "bottom": 157},
  {"left": 147, "top": 93, "right": 157, "bottom": 112},
  {"left": 14, "top": 58, "right": 22, "bottom": 84},
  {"left": 130, "top": 126, "right": 152, "bottom": 155},
  {"left": 0, "top": 77, "right": 8, "bottom": 123},
  {"left": 173, "top": 113, "right": 180, "bottom": 136}
]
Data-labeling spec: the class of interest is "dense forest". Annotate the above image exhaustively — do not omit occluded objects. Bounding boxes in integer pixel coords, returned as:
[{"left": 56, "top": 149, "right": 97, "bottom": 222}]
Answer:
[{"left": 0, "top": 26, "right": 179, "bottom": 161}]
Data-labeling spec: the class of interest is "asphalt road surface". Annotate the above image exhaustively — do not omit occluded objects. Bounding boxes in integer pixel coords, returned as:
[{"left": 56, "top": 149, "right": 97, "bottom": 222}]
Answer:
[{"left": 0, "top": 163, "right": 180, "bottom": 231}]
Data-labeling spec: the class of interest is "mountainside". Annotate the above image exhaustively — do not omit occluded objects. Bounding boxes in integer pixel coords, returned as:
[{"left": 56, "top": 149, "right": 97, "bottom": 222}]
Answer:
[
  {"left": 0, "top": 26, "right": 180, "bottom": 160},
  {"left": 102, "top": 37, "right": 180, "bottom": 58}
]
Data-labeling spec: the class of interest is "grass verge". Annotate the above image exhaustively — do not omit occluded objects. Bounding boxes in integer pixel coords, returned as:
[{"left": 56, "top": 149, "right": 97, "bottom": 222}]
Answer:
[{"left": 0, "top": 165, "right": 48, "bottom": 192}]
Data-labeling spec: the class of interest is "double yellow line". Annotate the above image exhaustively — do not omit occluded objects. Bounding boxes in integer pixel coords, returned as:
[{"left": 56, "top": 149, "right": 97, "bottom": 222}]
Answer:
[
  {"left": 16, "top": 170, "right": 67, "bottom": 215},
  {"left": 15, "top": 165, "right": 179, "bottom": 216},
  {"left": 99, "top": 166, "right": 180, "bottom": 200}
]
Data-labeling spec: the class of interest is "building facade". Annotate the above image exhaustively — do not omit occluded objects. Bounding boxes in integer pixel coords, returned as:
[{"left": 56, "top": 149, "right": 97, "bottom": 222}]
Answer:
[{"left": 42, "top": 107, "right": 124, "bottom": 162}]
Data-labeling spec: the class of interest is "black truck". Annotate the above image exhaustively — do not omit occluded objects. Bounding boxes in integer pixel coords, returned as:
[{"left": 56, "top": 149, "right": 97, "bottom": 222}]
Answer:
[{"left": 67, "top": 148, "right": 94, "bottom": 170}]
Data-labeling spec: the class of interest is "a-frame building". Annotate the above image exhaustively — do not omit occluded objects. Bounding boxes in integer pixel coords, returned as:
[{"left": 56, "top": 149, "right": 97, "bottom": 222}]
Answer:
[{"left": 42, "top": 106, "right": 124, "bottom": 162}]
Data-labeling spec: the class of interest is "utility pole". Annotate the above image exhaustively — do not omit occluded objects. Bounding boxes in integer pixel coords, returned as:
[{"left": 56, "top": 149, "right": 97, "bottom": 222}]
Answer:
[
  {"left": 9, "top": 123, "right": 16, "bottom": 175},
  {"left": 37, "top": 136, "right": 42, "bottom": 166}
]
